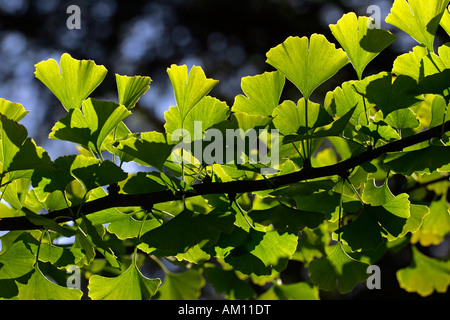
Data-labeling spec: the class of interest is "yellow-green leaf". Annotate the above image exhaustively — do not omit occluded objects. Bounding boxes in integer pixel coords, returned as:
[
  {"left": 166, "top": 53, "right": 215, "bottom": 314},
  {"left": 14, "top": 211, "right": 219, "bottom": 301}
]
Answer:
[
  {"left": 35, "top": 53, "right": 107, "bottom": 111},
  {"left": 330, "top": 12, "right": 397, "bottom": 80},
  {"left": 397, "top": 246, "right": 450, "bottom": 296},
  {"left": 266, "top": 34, "right": 349, "bottom": 99},
  {"left": 386, "top": 0, "right": 450, "bottom": 52}
]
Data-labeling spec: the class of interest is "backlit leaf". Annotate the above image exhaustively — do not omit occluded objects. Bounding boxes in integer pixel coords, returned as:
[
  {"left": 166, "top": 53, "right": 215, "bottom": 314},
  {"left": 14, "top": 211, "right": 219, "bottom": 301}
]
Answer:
[
  {"left": 167, "top": 64, "right": 219, "bottom": 124},
  {"left": 116, "top": 74, "right": 152, "bottom": 109},
  {"left": 16, "top": 267, "right": 83, "bottom": 300},
  {"left": 156, "top": 269, "right": 204, "bottom": 300},
  {"left": 396, "top": 246, "right": 450, "bottom": 296},
  {"left": 232, "top": 71, "right": 285, "bottom": 117},
  {"left": 308, "top": 243, "right": 369, "bottom": 294},
  {"left": 49, "top": 98, "right": 131, "bottom": 156},
  {"left": 35, "top": 53, "right": 107, "bottom": 111},
  {"left": 88, "top": 263, "right": 161, "bottom": 300},
  {"left": 266, "top": 34, "right": 349, "bottom": 99},
  {"left": 330, "top": 12, "right": 397, "bottom": 79},
  {"left": 385, "top": 0, "right": 450, "bottom": 52}
]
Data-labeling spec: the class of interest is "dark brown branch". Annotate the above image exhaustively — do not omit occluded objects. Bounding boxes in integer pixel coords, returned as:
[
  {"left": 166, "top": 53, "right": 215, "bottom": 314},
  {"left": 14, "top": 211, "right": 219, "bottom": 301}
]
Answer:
[{"left": 1, "top": 120, "right": 449, "bottom": 231}]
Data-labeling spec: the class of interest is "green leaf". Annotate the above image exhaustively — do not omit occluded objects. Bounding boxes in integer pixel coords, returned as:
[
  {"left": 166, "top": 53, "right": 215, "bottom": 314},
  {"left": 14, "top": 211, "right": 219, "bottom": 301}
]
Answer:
[
  {"left": 440, "top": 5, "right": 450, "bottom": 36},
  {"left": 248, "top": 205, "right": 325, "bottom": 233},
  {"left": 16, "top": 267, "right": 83, "bottom": 300},
  {"left": 308, "top": 243, "right": 369, "bottom": 294},
  {"left": 156, "top": 269, "right": 204, "bottom": 300},
  {"left": 216, "top": 228, "right": 298, "bottom": 276},
  {"left": 430, "top": 95, "right": 450, "bottom": 128},
  {"left": 283, "top": 105, "right": 356, "bottom": 143},
  {"left": 396, "top": 246, "right": 450, "bottom": 296},
  {"left": 0, "top": 116, "right": 52, "bottom": 176},
  {"left": 231, "top": 71, "right": 285, "bottom": 117},
  {"left": 353, "top": 72, "right": 421, "bottom": 117},
  {"left": 107, "top": 213, "right": 160, "bottom": 240},
  {"left": 330, "top": 12, "right": 397, "bottom": 80},
  {"left": 411, "top": 197, "right": 450, "bottom": 246},
  {"left": 0, "top": 241, "right": 35, "bottom": 280},
  {"left": 166, "top": 64, "right": 219, "bottom": 124},
  {"left": 50, "top": 98, "right": 131, "bottom": 156},
  {"left": 362, "top": 179, "right": 394, "bottom": 206},
  {"left": 384, "top": 145, "right": 450, "bottom": 175},
  {"left": 266, "top": 34, "right": 349, "bottom": 99},
  {"left": 385, "top": 0, "right": 450, "bottom": 52},
  {"left": 55, "top": 155, "right": 127, "bottom": 191},
  {"left": 116, "top": 74, "right": 152, "bottom": 109},
  {"left": 204, "top": 265, "right": 255, "bottom": 300},
  {"left": 340, "top": 194, "right": 411, "bottom": 250},
  {"left": 272, "top": 98, "right": 333, "bottom": 135},
  {"left": 78, "top": 218, "right": 120, "bottom": 269},
  {"left": 325, "top": 78, "right": 376, "bottom": 126},
  {"left": 164, "top": 96, "right": 230, "bottom": 136},
  {"left": 34, "top": 53, "right": 107, "bottom": 110},
  {"left": 0, "top": 98, "right": 29, "bottom": 122},
  {"left": 138, "top": 209, "right": 235, "bottom": 256},
  {"left": 88, "top": 263, "right": 161, "bottom": 300},
  {"left": 257, "top": 282, "right": 319, "bottom": 300},
  {"left": 392, "top": 45, "right": 428, "bottom": 81},
  {"left": 117, "top": 131, "right": 177, "bottom": 171}
]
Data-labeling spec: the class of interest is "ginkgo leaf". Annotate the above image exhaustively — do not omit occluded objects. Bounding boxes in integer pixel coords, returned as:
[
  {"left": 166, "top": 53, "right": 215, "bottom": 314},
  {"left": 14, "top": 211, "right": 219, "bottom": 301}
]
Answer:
[
  {"left": 213, "top": 228, "right": 298, "bottom": 276},
  {"left": 385, "top": 0, "right": 450, "bottom": 52},
  {"left": 156, "top": 268, "right": 205, "bottom": 300},
  {"left": 257, "top": 282, "right": 319, "bottom": 300},
  {"left": 35, "top": 53, "right": 107, "bottom": 111},
  {"left": 308, "top": 243, "right": 369, "bottom": 294},
  {"left": 167, "top": 64, "right": 219, "bottom": 124},
  {"left": 272, "top": 98, "right": 332, "bottom": 135},
  {"left": 440, "top": 5, "right": 450, "bottom": 36},
  {"left": 248, "top": 205, "right": 325, "bottom": 233},
  {"left": 266, "top": 34, "right": 349, "bottom": 99},
  {"left": 204, "top": 264, "right": 256, "bottom": 300},
  {"left": 0, "top": 241, "right": 35, "bottom": 280},
  {"left": 50, "top": 98, "right": 131, "bottom": 156},
  {"left": 392, "top": 45, "right": 428, "bottom": 81},
  {"left": 353, "top": 72, "right": 421, "bottom": 117},
  {"left": 54, "top": 155, "right": 127, "bottom": 191},
  {"left": 340, "top": 194, "right": 411, "bottom": 251},
  {"left": 384, "top": 145, "right": 450, "bottom": 175},
  {"left": 138, "top": 209, "right": 235, "bottom": 256},
  {"left": 117, "top": 131, "right": 178, "bottom": 171},
  {"left": 411, "top": 197, "right": 450, "bottom": 246},
  {"left": 107, "top": 213, "right": 160, "bottom": 240},
  {"left": 164, "top": 96, "right": 230, "bottom": 137},
  {"left": 16, "top": 267, "right": 83, "bottom": 300},
  {"left": 88, "top": 263, "right": 161, "bottom": 300},
  {"left": 232, "top": 71, "right": 285, "bottom": 117},
  {"left": 0, "top": 116, "right": 51, "bottom": 175},
  {"left": 0, "top": 98, "right": 29, "bottom": 122},
  {"left": 330, "top": 12, "right": 397, "bottom": 80},
  {"left": 396, "top": 246, "right": 450, "bottom": 297},
  {"left": 116, "top": 74, "right": 152, "bottom": 109}
]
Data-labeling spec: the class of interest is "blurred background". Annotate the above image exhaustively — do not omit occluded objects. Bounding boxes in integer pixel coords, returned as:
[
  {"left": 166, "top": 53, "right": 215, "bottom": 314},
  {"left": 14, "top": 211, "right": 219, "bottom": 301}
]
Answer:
[
  {"left": 0, "top": 0, "right": 448, "bottom": 299},
  {"left": 0, "top": 0, "right": 427, "bottom": 159}
]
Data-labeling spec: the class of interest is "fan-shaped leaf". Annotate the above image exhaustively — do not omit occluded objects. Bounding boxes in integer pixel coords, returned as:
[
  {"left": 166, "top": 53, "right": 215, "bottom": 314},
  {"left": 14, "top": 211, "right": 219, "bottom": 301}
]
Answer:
[{"left": 266, "top": 34, "right": 349, "bottom": 99}]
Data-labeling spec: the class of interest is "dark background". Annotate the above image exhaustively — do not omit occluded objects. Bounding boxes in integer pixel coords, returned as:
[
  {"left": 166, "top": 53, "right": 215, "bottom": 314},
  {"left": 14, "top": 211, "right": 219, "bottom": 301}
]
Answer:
[
  {"left": 0, "top": 0, "right": 418, "bottom": 158},
  {"left": 0, "top": 0, "right": 448, "bottom": 299}
]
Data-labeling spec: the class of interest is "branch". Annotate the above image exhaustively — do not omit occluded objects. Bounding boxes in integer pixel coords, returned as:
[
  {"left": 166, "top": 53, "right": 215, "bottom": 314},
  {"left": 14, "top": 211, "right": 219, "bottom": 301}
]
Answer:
[{"left": 1, "top": 120, "right": 449, "bottom": 231}]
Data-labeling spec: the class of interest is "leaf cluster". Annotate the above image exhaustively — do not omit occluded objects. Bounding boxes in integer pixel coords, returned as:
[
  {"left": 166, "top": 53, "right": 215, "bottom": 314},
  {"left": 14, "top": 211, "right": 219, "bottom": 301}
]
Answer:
[{"left": 0, "top": 0, "right": 450, "bottom": 300}]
